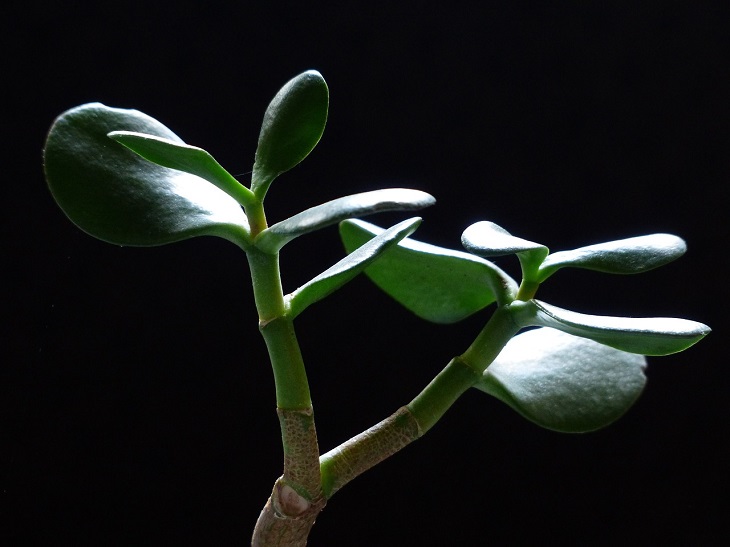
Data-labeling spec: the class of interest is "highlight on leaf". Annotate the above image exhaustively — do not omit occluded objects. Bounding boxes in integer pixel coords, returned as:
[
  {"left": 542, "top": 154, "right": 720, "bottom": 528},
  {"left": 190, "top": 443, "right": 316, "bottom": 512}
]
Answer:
[
  {"left": 108, "top": 131, "right": 256, "bottom": 208},
  {"left": 43, "top": 103, "right": 250, "bottom": 248},
  {"left": 476, "top": 328, "right": 647, "bottom": 433},
  {"left": 256, "top": 188, "right": 435, "bottom": 254},
  {"left": 513, "top": 300, "right": 711, "bottom": 356},
  {"left": 537, "top": 233, "right": 687, "bottom": 282},
  {"left": 461, "top": 221, "right": 547, "bottom": 258},
  {"left": 462, "top": 221, "right": 549, "bottom": 283},
  {"left": 340, "top": 219, "right": 518, "bottom": 323},
  {"left": 287, "top": 218, "right": 422, "bottom": 319}
]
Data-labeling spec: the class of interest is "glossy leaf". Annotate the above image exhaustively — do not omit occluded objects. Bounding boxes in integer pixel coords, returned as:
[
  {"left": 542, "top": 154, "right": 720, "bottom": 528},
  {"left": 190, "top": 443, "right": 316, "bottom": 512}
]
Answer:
[
  {"left": 43, "top": 103, "right": 249, "bottom": 247},
  {"left": 108, "top": 130, "right": 256, "bottom": 208},
  {"left": 340, "top": 219, "right": 518, "bottom": 323},
  {"left": 476, "top": 328, "right": 647, "bottom": 433},
  {"left": 256, "top": 188, "right": 435, "bottom": 253},
  {"left": 538, "top": 234, "right": 687, "bottom": 282},
  {"left": 514, "top": 300, "right": 711, "bottom": 356},
  {"left": 252, "top": 70, "right": 329, "bottom": 196},
  {"left": 461, "top": 221, "right": 548, "bottom": 257},
  {"left": 462, "top": 221, "right": 549, "bottom": 281},
  {"left": 288, "top": 218, "right": 422, "bottom": 318}
]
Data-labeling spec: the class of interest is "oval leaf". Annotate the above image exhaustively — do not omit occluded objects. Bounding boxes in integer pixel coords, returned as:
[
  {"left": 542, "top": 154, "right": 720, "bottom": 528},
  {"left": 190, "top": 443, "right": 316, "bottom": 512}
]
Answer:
[
  {"left": 462, "top": 221, "right": 549, "bottom": 282},
  {"left": 287, "top": 218, "right": 422, "bottom": 318},
  {"left": 538, "top": 233, "right": 687, "bottom": 282},
  {"left": 44, "top": 103, "right": 249, "bottom": 247},
  {"left": 515, "top": 300, "right": 710, "bottom": 356},
  {"left": 340, "top": 219, "right": 518, "bottom": 323},
  {"left": 462, "top": 221, "right": 547, "bottom": 257},
  {"left": 252, "top": 70, "right": 329, "bottom": 195},
  {"left": 108, "top": 130, "right": 256, "bottom": 208},
  {"left": 476, "top": 328, "right": 647, "bottom": 433},
  {"left": 256, "top": 188, "right": 435, "bottom": 253}
]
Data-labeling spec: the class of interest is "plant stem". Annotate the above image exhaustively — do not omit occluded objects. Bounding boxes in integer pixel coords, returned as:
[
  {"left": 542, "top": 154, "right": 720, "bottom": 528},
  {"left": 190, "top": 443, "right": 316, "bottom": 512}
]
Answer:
[
  {"left": 320, "top": 406, "right": 421, "bottom": 498},
  {"left": 319, "top": 305, "right": 522, "bottom": 498},
  {"left": 460, "top": 304, "right": 521, "bottom": 368},
  {"left": 515, "top": 279, "right": 539, "bottom": 301},
  {"left": 246, "top": 248, "right": 311, "bottom": 409},
  {"left": 246, "top": 243, "right": 324, "bottom": 545},
  {"left": 251, "top": 409, "right": 325, "bottom": 547}
]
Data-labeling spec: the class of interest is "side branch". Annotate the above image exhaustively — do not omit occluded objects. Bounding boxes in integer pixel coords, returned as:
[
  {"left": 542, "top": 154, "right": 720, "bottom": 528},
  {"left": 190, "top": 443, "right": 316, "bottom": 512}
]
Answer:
[{"left": 319, "top": 406, "right": 422, "bottom": 498}]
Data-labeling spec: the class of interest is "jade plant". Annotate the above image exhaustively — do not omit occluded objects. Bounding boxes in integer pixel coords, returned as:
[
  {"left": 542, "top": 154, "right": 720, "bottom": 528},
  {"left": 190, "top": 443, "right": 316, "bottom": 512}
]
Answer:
[{"left": 43, "top": 70, "right": 710, "bottom": 546}]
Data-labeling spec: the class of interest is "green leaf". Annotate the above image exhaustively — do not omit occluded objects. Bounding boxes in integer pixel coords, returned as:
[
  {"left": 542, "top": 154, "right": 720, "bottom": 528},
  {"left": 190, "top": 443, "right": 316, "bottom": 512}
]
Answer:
[
  {"left": 462, "top": 221, "right": 547, "bottom": 257},
  {"left": 107, "top": 131, "right": 256, "bottom": 208},
  {"left": 476, "top": 328, "right": 647, "bottom": 433},
  {"left": 255, "top": 188, "right": 435, "bottom": 253},
  {"left": 462, "top": 221, "right": 549, "bottom": 282},
  {"left": 288, "top": 218, "right": 422, "bottom": 319},
  {"left": 340, "top": 219, "right": 518, "bottom": 323},
  {"left": 538, "top": 233, "right": 687, "bottom": 282},
  {"left": 43, "top": 103, "right": 250, "bottom": 247},
  {"left": 252, "top": 70, "right": 329, "bottom": 196},
  {"left": 513, "top": 300, "right": 711, "bottom": 356}
]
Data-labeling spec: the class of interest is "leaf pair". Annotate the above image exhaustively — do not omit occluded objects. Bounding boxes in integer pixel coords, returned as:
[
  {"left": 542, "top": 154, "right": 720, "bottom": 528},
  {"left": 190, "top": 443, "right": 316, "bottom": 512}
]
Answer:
[
  {"left": 43, "top": 72, "right": 436, "bottom": 319},
  {"left": 342, "top": 218, "right": 694, "bottom": 324},
  {"left": 43, "top": 71, "right": 330, "bottom": 248},
  {"left": 481, "top": 299, "right": 708, "bottom": 432},
  {"left": 341, "top": 219, "right": 709, "bottom": 432},
  {"left": 340, "top": 218, "right": 708, "bottom": 362},
  {"left": 476, "top": 295, "right": 708, "bottom": 433},
  {"left": 461, "top": 220, "right": 689, "bottom": 285},
  {"left": 43, "top": 103, "right": 251, "bottom": 247},
  {"left": 340, "top": 219, "right": 518, "bottom": 323}
]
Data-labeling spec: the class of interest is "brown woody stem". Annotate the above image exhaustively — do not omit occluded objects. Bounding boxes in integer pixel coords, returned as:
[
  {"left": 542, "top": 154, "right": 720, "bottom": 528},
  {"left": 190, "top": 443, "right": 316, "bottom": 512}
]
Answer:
[{"left": 252, "top": 408, "right": 325, "bottom": 546}]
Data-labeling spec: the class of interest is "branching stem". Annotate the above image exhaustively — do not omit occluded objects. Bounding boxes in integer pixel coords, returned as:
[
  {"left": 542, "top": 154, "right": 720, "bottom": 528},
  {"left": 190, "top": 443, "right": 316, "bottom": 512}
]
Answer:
[
  {"left": 247, "top": 234, "right": 324, "bottom": 546},
  {"left": 318, "top": 304, "right": 522, "bottom": 501}
]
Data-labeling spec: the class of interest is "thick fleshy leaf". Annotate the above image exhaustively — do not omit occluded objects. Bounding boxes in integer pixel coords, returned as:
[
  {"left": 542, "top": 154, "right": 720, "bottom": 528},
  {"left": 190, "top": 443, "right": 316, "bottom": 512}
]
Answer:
[
  {"left": 513, "top": 300, "right": 711, "bottom": 356},
  {"left": 476, "top": 328, "right": 647, "bottom": 433},
  {"left": 44, "top": 103, "right": 249, "bottom": 247},
  {"left": 252, "top": 70, "right": 329, "bottom": 196},
  {"left": 108, "top": 131, "right": 256, "bottom": 207},
  {"left": 462, "top": 221, "right": 549, "bottom": 281},
  {"left": 462, "top": 221, "right": 548, "bottom": 257},
  {"left": 256, "top": 189, "right": 435, "bottom": 253},
  {"left": 538, "top": 234, "right": 687, "bottom": 282},
  {"left": 287, "top": 218, "right": 421, "bottom": 318},
  {"left": 340, "top": 219, "right": 518, "bottom": 323}
]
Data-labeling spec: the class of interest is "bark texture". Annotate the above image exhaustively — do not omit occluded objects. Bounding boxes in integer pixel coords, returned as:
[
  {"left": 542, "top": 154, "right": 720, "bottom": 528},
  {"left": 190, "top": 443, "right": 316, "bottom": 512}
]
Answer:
[
  {"left": 251, "top": 479, "right": 326, "bottom": 547},
  {"left": 252, "top": 408, "right": 324, "bottom": 546},
  {"left": 320, "top": 406, "right": 422, "bottom": 497}
]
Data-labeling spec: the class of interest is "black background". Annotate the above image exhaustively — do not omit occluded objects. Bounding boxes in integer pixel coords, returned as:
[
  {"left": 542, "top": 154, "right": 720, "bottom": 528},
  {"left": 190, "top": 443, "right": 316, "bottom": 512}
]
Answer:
[{"left": 4, "top": 2, "right": 728, "bottom": 545}]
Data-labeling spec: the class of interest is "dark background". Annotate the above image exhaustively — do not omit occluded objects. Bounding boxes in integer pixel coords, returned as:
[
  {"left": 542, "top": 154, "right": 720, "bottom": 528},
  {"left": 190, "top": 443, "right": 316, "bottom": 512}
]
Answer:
[{"left": 4, "top": 2, "right": 728, "bottom": 545}]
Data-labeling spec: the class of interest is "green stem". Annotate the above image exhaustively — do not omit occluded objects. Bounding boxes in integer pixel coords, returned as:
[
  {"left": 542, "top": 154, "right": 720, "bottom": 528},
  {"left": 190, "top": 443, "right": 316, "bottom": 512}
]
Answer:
[
  {"left": 410, "top": 305, "right": 521, "bottom": 432},
  {"left": 460, "top": 304, "right": 521, "bottom": 368},
  {"left": 247, "top": 199, "right": 269, "bottom": 240},
  {"left": 407, "top": 357, "right": 480, "bottom": 434},
  {"left": 515, "top": 279, "right": 540, "bottom": 301},
  {"left": 246, "top": 210, "right": 323, "bottom": 545},
  {"left": 320, "top": 406, "right": 421, "bottom": 498},
  {"left": 247, "top": 247, "right": 312, "bottom": 409},
  {"left": 258, "top": 315, "right": 312, "bottom": 410},
  {"left": 319, "top": 305, "right": 522, "bottom": 496}
]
